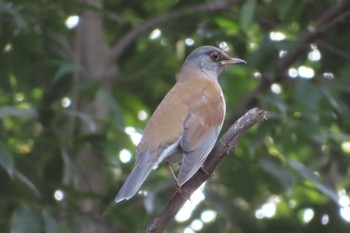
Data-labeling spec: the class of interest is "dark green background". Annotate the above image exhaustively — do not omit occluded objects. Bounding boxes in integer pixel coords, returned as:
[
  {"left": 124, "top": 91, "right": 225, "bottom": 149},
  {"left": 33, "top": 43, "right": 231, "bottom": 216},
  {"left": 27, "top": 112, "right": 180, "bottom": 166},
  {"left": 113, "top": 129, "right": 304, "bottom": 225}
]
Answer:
[{"left": 1, "top": 0, "right": 350, "bottom": 232}]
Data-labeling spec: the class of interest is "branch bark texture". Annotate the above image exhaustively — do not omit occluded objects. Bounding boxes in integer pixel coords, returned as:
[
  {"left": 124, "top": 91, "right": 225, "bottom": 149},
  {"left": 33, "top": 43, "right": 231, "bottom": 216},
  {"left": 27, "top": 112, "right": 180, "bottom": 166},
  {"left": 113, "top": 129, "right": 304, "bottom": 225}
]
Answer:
[{"left": 144, "top": 108, "right": 268, "bottom": 233}]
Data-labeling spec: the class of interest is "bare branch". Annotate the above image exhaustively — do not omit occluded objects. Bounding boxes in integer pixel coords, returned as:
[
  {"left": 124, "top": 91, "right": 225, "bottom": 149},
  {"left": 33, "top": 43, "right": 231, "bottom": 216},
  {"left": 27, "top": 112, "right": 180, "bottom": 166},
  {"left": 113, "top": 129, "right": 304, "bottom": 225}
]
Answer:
[
  {"left": 317, "top": 39, "right": 350, "bottom": 60},
  {"left": 232, "top": 0, "right": 350, "bottom": 121},
  {"left": 144, "top": 108, "right": 268, "bottom": 233},
  {"left": 110, "top": 0, "right": 242, "bottom": 63},
  {"left": 278, "top": 0, "right": 350, "bottom": 73}
]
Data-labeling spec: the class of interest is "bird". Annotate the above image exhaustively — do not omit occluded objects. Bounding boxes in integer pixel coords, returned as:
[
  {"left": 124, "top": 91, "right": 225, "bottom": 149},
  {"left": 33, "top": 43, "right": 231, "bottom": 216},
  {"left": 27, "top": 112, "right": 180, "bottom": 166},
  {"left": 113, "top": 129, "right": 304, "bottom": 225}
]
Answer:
[{"left": 115, "top": 45, "right": 246, "bottom": 202}]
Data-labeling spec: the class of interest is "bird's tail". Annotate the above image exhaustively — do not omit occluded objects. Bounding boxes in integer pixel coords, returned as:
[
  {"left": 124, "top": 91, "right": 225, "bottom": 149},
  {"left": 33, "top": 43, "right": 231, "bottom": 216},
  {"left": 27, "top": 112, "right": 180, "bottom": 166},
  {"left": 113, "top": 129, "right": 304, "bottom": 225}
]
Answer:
[{"left": 115, "top": 158, "right": 154, "bottom": 203}]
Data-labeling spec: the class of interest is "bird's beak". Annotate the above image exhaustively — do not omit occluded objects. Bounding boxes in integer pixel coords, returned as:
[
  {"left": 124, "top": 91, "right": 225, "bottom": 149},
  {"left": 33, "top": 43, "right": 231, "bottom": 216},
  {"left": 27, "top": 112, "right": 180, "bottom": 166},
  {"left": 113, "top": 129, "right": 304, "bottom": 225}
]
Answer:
[{"left": 220, "top": 57, "right": 247, "bottom": 66}]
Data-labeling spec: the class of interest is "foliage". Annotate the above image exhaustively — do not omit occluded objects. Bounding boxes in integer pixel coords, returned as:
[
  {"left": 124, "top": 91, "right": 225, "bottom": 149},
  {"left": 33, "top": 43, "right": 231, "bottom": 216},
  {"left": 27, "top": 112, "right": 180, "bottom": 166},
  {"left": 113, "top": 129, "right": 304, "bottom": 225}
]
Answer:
[{"left": 1, "top": 0, "right": 350, "bottom": 232}]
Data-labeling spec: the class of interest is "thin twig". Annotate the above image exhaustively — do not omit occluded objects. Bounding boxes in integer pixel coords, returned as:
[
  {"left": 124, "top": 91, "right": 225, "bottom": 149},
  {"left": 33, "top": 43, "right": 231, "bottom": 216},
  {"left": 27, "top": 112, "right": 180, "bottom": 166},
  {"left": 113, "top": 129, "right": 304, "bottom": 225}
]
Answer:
[
  {"left": 317, "top": 40, "right": 350, "bottom": 60},
  {"left": 144, "top": 108, "right": 268, "bottom": 233},
  {"left": 110, "top": 0, "right": 242, "bottom": 63},
  {"left": 231, "top": 0, "right": 350, "bottom": 122}
]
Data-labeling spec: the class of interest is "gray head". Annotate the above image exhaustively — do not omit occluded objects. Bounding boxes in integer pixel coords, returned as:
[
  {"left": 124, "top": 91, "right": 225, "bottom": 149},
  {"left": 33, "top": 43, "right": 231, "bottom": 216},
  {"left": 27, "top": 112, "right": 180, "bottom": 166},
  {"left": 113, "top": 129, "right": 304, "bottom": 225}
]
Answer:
[{"left": 182, "top": 46, "right": 246, "bottom": 79}]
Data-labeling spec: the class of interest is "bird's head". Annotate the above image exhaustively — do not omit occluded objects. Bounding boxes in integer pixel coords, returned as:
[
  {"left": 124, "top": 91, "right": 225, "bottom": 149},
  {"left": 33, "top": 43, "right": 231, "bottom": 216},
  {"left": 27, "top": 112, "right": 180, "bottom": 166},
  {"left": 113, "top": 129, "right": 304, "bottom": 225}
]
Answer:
[{"left": 182, "top": 46, "right": 246, "bottom": 80}]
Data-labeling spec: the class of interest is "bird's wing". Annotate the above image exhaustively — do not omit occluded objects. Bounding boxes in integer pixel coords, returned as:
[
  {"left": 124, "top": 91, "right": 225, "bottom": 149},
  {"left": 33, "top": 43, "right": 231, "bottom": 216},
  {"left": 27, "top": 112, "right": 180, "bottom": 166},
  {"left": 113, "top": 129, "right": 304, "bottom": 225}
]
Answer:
[
  {"left": 115, "top": 148, "right": 166, "bottom": 202},
  {"left": 115, "top": 138, "right": 181, "bottom": 203},
  {"left": 116, "top": 83, "right": 189, "bottom": 202},
  {"left": 115, "top": 149, "right": 154, "bottom": 202},
  {"left": 178, "top": 115, "right": 220, "bottom": 185},
  {"left": 138, "top": 83, "right": 189, "bottom": 153},
  {"left": 178, "top": 83, "right": 225, "bottom": 185}
]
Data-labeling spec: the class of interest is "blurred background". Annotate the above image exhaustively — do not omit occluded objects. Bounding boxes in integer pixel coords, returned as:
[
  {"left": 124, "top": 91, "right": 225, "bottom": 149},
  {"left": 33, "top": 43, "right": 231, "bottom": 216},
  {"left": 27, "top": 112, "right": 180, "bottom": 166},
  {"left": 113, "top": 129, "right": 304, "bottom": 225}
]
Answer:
[{"left": 1, "top": 0, "right": 350, "bottom": 232}]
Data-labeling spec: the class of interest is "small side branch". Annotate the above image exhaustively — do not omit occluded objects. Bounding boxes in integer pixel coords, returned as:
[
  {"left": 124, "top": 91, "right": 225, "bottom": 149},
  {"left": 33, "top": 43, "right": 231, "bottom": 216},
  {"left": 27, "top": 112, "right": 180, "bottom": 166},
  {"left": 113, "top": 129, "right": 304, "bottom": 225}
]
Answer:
[
  {"left": 144, "top": 108, "right": 268, "bottom": 233},
  {"left": 110, "top": 0, "right": 242, "bottom": 63},
  {"left": 232, "top": 0, "right": 350, "bottom": 121}
]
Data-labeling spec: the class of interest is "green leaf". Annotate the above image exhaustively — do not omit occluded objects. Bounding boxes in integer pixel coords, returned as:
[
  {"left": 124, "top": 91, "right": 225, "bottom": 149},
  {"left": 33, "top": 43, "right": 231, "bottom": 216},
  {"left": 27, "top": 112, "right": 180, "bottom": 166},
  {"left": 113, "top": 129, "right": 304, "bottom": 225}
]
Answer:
[
  {"left": 15, "top": 171, "right": 41, "bottom": 197},
  {"left": 321, "top": 85, "right": 350, "bottom": 121},
  {"left": 43, "top": 210, "right": 59, "bottom": 233},
  {"left": 0, "top": 106, "right": 37, "bottom": 119},
  {"left": 0, "top": 149, "right": 15, "bottom": 177},
  {"left": 52, "top": 62, "right": 77, "bottom": 82},
  {"left": 240, "top": 0, "right": 256, "bottom": 32},
  {"left": 3, "top": 4, "right": 28, "bottom": 30},
  {"left": 215, "top": 17, "right": 240, "bottom": 34},
  {"left": 279, "top": 0, "right": 295, "bottom": 20},
  {"left": 11, "top": 206, "right": 43, "bottom": 233},
  {"left": 295, "top": 80, "right": 321, "bottom": 111},
  {"left": 64, "top": 110, "right": 97, "bottom": 132},
  {"left": 287, "top": 159, "right": 339, "bottom": 203},
  {"left": 99, "top": 90, "right": 125, "bottom": 128},
  {"left": 260, "top": 157, "right": 296, "bottom": 189}
]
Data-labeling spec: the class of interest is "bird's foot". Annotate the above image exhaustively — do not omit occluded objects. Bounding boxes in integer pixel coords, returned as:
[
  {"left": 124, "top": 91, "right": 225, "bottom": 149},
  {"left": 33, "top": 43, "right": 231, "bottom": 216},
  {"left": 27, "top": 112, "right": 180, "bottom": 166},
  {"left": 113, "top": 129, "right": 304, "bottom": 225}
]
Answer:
[
  {"left": 165, "top": 162, "right": 178, "bottom": 184},
  {"left": 176, "top": 185, "right": 182, "bottom": 193}
]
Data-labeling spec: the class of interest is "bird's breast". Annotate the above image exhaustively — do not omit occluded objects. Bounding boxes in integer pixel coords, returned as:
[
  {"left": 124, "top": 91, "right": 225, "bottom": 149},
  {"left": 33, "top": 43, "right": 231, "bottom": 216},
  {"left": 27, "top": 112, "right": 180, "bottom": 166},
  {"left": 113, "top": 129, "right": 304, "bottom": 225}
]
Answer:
[
  {"left": 187, "top": 79, "right": 225, "bottom": 128},
  {"left": 138, "top": 77, "right": 225, "bottom": 151}
]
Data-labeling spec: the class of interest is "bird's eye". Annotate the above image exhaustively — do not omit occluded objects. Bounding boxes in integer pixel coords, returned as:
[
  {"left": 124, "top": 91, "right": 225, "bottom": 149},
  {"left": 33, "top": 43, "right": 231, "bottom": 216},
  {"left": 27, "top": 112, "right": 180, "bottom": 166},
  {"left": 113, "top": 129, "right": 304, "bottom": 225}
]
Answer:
[{"left": 210, "top": 51, "right": 221, "bottom": 61}]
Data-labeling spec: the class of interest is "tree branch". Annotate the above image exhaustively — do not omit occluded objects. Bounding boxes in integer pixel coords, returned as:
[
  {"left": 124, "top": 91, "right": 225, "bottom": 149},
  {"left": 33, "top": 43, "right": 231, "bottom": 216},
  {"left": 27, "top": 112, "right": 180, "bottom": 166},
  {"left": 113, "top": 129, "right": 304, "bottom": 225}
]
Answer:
[
  {"left": 232, "top": 0, "right": 350, "bottom": 122},
  {"left": 317, "top": 39, "right": 350, "bottom": 60},
  {"left": 144, "top": 108, "right": 268, "bottom": 233},
  {"left": 110, "top": 0, "right": 242, "bottom": 63}
]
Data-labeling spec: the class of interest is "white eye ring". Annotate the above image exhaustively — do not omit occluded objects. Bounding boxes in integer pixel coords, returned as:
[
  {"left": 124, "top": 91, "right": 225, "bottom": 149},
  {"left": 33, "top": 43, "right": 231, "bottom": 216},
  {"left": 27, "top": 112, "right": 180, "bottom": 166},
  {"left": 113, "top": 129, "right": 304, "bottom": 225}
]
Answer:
[{"left": 210, "top": 51, "right": 220, "bottom": 61}]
